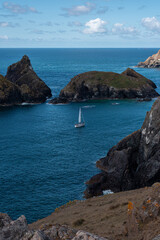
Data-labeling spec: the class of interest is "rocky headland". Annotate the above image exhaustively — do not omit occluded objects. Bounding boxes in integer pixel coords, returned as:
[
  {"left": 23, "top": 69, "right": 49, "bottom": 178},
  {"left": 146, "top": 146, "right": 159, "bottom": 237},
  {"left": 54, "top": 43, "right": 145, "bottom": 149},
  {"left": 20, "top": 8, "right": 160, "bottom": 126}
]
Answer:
[
  {"left": 0, "top": 55, "right": 52, "bottom": 106},
  {"left": 84, "top": 97, "right": 160, "bottom": 199},
  {"left": 49, "top": 68, "right": 159, "bottom": 104},
  {"left": 2, "top": 183, "right": 160, "bottom": 240},
  {"left": 138, "top": 49, "right": 160, "bottom": 68}
]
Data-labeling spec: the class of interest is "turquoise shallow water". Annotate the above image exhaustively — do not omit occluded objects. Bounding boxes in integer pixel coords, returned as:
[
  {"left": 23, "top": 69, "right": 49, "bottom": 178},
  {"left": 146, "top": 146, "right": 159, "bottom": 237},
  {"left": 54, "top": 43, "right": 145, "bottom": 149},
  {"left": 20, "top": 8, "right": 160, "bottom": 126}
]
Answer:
[{"left": 0, "top": 48, "right": 160, "bottom": 223}]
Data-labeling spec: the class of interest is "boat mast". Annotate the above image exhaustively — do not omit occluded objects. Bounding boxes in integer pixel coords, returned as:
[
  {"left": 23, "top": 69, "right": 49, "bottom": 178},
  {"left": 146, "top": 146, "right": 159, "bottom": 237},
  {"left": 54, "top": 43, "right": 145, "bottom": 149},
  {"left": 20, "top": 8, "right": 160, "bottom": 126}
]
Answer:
[{"left": 78, "top": 108, "right": 81, "bottom": 123}]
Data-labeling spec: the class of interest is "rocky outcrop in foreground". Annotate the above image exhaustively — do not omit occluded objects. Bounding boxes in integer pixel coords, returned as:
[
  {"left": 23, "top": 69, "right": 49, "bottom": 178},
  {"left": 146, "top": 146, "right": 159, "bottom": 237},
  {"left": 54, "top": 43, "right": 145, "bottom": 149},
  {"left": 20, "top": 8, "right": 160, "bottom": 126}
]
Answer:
[
  {"left": 30, "top": 184, "right": 160, "bottom": 240},
  {"left": 0, "top": 55, "right": 52, "bottom": 106},
  {"left": 50, "top": 68, "right": 159, "bottom": 104},
  {"left": 84, "top": 97, "right": 160, "bottom": 198},
  {"left": 126, "top": 183, "right": 160, "bottom": 240},
  {"left": 0, "top": 213, "right": 107, "bottom": 240},
  {"left": 138, "top": 49, "right": 160, "bottom": 68}
]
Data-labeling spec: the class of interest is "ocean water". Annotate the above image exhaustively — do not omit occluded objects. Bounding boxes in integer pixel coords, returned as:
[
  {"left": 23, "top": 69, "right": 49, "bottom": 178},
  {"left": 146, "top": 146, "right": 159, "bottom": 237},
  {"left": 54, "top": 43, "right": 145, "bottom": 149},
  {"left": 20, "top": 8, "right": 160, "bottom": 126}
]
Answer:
[{"left": 0, "top": 48, "right": 160, "bottom": 223}]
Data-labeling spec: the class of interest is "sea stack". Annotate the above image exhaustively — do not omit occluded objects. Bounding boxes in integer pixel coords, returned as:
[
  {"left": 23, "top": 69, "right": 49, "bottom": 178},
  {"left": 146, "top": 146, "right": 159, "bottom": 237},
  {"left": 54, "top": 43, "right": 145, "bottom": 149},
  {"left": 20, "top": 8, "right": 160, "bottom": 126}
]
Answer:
[
  {"left": 50, "top": 68, "right": 159, "bottom": 104},
  {"left": 5, "top": 55, "right": 52, "bottom": 103},
  {"left": 137, "top": 50, "right": 160, "bottom": 68},
  {"left": 0, "top": 75, "right": 22, "bottom": 105},
  {"left": 84, "top": 97, "right": 160, "bottom": 198}
]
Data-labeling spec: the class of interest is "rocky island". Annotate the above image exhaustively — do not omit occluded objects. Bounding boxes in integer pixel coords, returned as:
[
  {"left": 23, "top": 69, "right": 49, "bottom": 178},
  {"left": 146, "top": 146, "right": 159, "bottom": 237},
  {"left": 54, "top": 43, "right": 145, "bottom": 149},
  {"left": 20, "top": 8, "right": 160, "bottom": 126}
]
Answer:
[
  {"left": 84, "top": 97, "right": 160, "bottom": 199},
  {"left": 50, "top": 68, "right": 159, "bottom": 104},
  {"left": 0, "top": 55, "right": 52, "bottom": 106},
  {"left": 137, "top": 49, "right": 160, "bottom": 68}
]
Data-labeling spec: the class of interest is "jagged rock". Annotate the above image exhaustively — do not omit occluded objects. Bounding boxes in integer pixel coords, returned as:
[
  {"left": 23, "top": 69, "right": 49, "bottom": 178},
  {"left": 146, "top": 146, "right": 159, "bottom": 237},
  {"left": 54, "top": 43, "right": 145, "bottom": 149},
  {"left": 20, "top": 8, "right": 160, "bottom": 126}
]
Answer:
[
  {"left": 43, "top": 224, "right": 77, "bottom": 240},
  {"left": 6, "top": 55, "right": 52, "bottom": 103},
  {"left": 137, "top": 50, "right": 160, "bottom": 68},
  {"left": 84, "top": 97, "right": 160, "bottom": 198},
  {"left": 72, "top": 231, "right": 107, "bottom": 240},
  {"left": 152, "top": 235, "right": 160, "bottom": 240},
  {"left": 0, "top": 213, "right": 28, "bottom": 240},
  {"left": 0, "top": 75, "right": 22, "bottom": 105},
  {"left": 22, "top": 231, "right": 48, "bottom": 240},
  {"left": 49, "top": 68, "right": 159, "bottom": 104},
  {"left": 0, "top": 213, "right": 107, "bottom": 240}
]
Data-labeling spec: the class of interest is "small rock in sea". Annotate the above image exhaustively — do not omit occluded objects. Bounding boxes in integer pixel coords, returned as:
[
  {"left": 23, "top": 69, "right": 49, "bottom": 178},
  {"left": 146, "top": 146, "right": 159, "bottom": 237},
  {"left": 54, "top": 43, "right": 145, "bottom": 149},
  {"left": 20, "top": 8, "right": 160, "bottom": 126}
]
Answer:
[{"left": 137, "top": 49, "right": 160, "bottom": 68}]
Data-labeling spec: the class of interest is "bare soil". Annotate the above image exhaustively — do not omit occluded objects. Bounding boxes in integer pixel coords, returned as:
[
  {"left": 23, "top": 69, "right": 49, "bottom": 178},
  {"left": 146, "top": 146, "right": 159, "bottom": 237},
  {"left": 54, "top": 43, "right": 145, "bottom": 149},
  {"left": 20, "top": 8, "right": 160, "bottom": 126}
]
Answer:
[{"left": 30, "top": 186, "right": 160, "bottom": 240}]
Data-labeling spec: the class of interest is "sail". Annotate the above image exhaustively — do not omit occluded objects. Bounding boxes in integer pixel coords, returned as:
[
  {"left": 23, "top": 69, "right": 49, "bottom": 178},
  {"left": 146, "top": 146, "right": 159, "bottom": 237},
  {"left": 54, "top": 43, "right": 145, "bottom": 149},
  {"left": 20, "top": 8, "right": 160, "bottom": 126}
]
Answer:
[{"left": 78, "top": 108, "right": 81, "bottom": 123}]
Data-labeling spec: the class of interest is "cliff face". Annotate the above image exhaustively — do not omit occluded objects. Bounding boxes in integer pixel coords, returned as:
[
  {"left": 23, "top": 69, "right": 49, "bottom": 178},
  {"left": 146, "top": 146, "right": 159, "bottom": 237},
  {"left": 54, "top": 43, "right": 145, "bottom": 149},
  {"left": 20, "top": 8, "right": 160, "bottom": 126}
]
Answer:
[
  {"left": 0, "top": 75, "right": 22, "bottom": 105},
  {"left": 138, "top": 50, "right": 160, "bottom": 68},
  {"left": 84, "top": 97, "right": 160, "bottom": 198},
  {"left": 50, "top": 68, "right": 159, "bottom": 104},
  {"left": 5, "top": 55, "right": 52, "bottom": 103}
]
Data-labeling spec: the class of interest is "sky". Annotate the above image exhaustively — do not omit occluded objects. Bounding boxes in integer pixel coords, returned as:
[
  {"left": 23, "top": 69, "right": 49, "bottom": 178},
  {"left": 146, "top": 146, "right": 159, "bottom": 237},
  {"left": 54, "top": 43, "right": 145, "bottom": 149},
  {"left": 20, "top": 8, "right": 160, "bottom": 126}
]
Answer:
[{"left": 0, "top": 0, "right": 160, "bottom": 48}]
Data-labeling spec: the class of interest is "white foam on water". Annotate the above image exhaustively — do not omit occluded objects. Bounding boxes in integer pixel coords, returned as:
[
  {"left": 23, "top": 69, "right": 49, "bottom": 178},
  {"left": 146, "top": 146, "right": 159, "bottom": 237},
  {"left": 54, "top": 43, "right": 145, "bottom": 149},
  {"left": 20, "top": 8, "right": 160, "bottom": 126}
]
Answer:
[
  {"left": 21, "top": 102, "right": 38, "bottom": 106},
  {"left": 130, "top": 65, "right": 137, "bottom": 68},
  {"left": 82, "top": 105, "right": 95, "bottom": 109},
  {"left": 103, "top": 189, "right": 114, "bottom": 195},
  {"left": 112, "top": 103, "right": 120, "bottom": 105},
  {"left": 47, "top": 103, "right": 70, "bottom": 106}
]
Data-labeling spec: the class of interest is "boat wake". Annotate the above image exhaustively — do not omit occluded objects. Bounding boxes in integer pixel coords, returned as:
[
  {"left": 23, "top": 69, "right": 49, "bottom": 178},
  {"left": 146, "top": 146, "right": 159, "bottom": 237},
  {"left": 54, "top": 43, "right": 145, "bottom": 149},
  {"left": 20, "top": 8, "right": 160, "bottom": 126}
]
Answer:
[
  {"left": 21, "top": 102, "right": 38, "bottom": 106},
  {"left": 82, "top": 105, "right": 95, "bottom": 109},
  {"left": 112, "top": 103, "right": 120, "bottom": 105}
]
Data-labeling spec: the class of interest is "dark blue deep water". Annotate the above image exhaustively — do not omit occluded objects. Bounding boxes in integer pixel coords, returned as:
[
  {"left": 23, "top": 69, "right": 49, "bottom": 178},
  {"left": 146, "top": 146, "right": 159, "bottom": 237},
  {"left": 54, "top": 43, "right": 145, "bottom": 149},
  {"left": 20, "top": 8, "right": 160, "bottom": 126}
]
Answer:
[{"left": 0, "top": 48, "right": 160, "bottom": 223}]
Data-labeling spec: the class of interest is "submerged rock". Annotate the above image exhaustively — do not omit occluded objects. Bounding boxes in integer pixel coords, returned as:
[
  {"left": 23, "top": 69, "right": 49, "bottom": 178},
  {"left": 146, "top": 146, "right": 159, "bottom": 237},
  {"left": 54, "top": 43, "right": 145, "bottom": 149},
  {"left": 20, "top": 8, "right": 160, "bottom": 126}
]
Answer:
[
  {"left": 5, "top": 55, "right": 52, "bottom": 103},
  {"left": 137, "top": 49, "right": 160, "bottom": 68},
  {"left": 49, "top": 68, "right": 159, "bottom": 104},
  {"left": 84, "top": 97, "right": 160, "bottom": 198}
]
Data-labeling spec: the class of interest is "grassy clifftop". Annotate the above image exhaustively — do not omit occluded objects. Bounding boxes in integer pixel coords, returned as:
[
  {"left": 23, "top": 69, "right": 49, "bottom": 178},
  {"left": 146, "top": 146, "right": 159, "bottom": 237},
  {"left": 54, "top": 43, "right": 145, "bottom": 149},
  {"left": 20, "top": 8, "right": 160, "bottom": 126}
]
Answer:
[{"left": 30, "top": 184, "right": 160, "bottom": 240}]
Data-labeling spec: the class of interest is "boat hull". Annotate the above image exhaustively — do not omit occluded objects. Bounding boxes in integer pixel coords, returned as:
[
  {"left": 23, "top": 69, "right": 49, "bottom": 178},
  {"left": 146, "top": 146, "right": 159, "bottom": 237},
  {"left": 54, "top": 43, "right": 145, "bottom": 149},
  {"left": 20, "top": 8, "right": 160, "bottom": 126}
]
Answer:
[{"left": 75, "top": 123, "right": 85, "bottom": 128}]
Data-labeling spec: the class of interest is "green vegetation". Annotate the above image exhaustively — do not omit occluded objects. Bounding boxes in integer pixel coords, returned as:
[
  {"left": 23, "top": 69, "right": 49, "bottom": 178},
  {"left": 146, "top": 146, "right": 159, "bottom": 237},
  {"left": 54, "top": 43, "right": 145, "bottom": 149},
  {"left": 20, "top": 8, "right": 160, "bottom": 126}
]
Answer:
[
  {"left": 63, "top": 70, "right": 151, "bottom": 93},
  {"left": 73, "top": 218, "right": 85, "bottom": 227}
]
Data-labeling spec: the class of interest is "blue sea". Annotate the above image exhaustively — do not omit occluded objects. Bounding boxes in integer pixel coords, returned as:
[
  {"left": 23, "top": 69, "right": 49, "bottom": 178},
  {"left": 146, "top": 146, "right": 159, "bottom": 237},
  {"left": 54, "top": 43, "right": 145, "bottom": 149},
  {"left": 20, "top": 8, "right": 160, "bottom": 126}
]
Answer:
[{"left": 0, "top": 48, "right": 160, "bottom": 223}]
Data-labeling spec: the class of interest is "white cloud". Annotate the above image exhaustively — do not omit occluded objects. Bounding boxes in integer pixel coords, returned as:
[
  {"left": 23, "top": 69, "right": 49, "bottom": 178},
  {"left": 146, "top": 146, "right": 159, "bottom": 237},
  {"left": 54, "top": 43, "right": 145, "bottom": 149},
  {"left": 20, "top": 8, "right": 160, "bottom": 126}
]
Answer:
[
  {"left": 3, "top": 2, "right": 39, "bottom": 14},
  {"left": 0, "top": 35, "right": 8, "bottom": 40},
  {"left": 62, "top": 3, "right": 95, "bottom": 16},
  {"left": 68, "top": 21, "right": 83, "bottom": 27},
  {"left": 112, "top": 23, "right": 138, "bottom": 35},
  {"left": 0, "top": 22, "right": 9, "bottom": 27},
  {"left": 97, "top": 6, "right": 109, "bottom": 14},
  {"left": 142, "top": 17, "right": 160, "bottom": 32},
  {"left": 83, "top": 18, "right": 107, "bottom": 34},
  {"left": 0, "top": 22, "right": 18, "bottom": 28}
]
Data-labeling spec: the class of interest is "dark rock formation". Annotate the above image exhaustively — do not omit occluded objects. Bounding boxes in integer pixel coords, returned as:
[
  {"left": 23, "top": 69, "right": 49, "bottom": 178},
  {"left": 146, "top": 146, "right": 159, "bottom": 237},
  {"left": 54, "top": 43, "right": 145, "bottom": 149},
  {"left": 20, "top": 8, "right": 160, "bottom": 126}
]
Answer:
[
  {"left": 137, "top": 50, "right": 160, "bottom": 68},
  {"left": 0, "top": 213, "right": 107, "bottom": 240},
  {"left": 84, "top": 97, "right": 160, "bottom": 198},
  {"left": 0, "top": 75, "right": 22, "bottom": 105},
  {"left": 49, "top": 68, "right": 159, "bottom": 104},
  {"left": 0, "top": 213, "right": 28, "bottom": 239},
  {"left": 5, "top": 55, "right": 52, "bottom": 103}
]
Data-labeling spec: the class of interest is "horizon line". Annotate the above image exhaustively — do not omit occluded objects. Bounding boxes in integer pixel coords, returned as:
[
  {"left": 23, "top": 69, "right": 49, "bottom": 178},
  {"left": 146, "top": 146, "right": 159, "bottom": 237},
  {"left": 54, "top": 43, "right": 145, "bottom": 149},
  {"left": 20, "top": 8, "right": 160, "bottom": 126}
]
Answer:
[{"left": 0, "top": 47, "right": 160, "bottom": 49}]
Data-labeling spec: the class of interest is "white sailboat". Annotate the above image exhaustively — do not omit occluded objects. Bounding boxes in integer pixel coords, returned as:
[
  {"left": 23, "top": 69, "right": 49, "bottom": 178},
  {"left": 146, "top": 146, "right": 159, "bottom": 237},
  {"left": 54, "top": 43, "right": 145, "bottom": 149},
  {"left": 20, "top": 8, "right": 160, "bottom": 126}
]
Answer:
[{"left": 75, "top": 107, "right": 85, "bottom": 128}]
